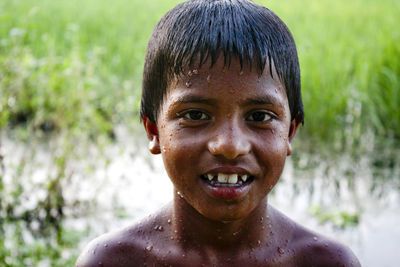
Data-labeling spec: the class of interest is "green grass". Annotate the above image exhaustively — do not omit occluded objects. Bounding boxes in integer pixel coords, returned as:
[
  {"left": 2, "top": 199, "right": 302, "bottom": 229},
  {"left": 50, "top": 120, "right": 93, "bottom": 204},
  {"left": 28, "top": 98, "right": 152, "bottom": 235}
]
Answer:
[
  {"left": 1, "top": 0, "right": 399, "bottom": 144},
  {"left": 0, "top": 0, "right": 181, "bottom": 142},
  {"left": 262, "top": 0, "right": 400, "bottom": 144},
  {"left": 0, "top": 220, "right": 84, "bottom": 267}
]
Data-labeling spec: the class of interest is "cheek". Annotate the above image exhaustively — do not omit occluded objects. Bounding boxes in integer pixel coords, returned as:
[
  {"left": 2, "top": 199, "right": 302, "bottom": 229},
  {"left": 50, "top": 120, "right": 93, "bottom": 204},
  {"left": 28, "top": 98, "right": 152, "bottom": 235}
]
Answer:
[
  {"left": 158, "top": 125, "right": 203, "bottom": 175},
  {"left": 258, "top": 129, "right": 289, "bottom": 176},
  {"left": 160, "top": 123, "right": 208, "bottom": 151}
]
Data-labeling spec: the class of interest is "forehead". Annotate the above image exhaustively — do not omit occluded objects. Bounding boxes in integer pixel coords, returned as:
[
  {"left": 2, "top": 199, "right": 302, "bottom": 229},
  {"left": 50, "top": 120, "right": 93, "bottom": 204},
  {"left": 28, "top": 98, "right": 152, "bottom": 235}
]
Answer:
[{"left": 166, "top": 57, "right": 288, "bottom": 106}]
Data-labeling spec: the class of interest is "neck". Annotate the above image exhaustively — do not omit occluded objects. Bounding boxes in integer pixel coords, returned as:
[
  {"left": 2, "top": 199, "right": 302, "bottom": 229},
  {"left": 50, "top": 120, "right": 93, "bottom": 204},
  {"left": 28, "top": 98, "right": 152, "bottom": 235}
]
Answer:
[{"left": 171, "top": 190, "right": 273, "bottom": 251}]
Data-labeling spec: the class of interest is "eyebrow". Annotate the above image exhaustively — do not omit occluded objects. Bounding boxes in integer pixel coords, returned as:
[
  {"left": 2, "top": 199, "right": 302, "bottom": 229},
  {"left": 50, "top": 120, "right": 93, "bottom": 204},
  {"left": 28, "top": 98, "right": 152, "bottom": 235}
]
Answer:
[
  {"left": 240, "top": 94, "right": 284, "bottom": 107},
  {"left": 173, "top": 95, "right": 218, "bottom": 106},
  {"left": 241, "top": 97, "right": 273, "bottom": 106},
  {"left": 168, "top": 92, "right": 282, "bottom": 109}
]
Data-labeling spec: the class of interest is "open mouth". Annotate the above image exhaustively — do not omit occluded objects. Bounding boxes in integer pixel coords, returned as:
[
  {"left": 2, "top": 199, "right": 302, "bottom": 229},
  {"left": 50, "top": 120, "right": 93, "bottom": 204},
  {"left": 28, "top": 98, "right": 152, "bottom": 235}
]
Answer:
[{"left": 200, "top": 173, "right": 254, "bottom": 187}]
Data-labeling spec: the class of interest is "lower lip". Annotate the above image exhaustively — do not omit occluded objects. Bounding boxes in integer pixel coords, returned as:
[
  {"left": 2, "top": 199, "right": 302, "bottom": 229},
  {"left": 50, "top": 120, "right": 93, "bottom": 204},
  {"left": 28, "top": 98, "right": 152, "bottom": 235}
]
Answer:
[{"left": 201, "top": 179, "right": 252, "bottom": 200}]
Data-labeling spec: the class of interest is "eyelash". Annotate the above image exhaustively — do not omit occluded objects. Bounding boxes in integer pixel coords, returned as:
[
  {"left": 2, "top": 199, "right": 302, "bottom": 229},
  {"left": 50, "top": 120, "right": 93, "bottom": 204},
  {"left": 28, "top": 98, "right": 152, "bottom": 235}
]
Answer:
[
  {"left": 177, "top": 109, "right": 274, "bottom": 123},
  {"left": 246, "top": 110, "right": 273, "bottom": 122},
  {"left": 179, "top": 110, "right": 210, "bottom": 121}
]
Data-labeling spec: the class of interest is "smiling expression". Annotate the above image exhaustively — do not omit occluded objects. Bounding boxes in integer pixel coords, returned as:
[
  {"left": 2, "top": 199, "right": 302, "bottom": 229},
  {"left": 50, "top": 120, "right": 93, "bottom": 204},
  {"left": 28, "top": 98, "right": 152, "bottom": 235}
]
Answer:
[{"left": 145, "top": 58, "right": 298, "bottom": 222}]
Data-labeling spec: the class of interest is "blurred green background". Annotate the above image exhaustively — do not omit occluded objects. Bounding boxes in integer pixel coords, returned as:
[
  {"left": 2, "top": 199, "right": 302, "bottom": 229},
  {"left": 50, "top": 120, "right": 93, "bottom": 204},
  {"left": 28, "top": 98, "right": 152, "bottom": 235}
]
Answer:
[
  {"left": 1, "top": 0, "right": 399, "bottom": 142},
  {"left": 0, "top": 0, "right": 399, "bottom": 266}
]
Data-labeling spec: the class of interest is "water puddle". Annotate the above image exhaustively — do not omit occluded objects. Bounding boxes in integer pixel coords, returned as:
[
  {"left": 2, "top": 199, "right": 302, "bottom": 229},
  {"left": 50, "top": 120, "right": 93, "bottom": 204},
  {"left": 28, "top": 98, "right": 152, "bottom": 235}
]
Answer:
[{"left": 1, "top": 126, "right": 399, "bottom": 267}]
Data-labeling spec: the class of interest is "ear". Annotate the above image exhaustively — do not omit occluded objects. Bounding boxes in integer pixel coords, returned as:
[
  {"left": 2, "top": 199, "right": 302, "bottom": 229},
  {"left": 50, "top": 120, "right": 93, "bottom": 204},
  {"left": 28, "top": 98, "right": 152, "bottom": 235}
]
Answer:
[
  {"left": 287, "top": 116, "right": 301, "bottom": 156},
  {"left": 142, "top": 116, "right": 161, "bottom": 154}
]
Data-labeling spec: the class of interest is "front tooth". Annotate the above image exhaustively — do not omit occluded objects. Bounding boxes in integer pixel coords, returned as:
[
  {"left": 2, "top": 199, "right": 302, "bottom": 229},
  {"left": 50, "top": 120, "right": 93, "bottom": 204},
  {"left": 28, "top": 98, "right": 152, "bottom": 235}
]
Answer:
[
  {"left": 228, "top": 174, "right": 238, "bottom": 184},
  {"left": 241, "top": 174, "right": 248, "bottom": 182},
  {"left": 207, "top": 174, "right": 214, "bottom": 181},
  {"left": 217, "top": 173, "right": 229, "bottom": 183}
]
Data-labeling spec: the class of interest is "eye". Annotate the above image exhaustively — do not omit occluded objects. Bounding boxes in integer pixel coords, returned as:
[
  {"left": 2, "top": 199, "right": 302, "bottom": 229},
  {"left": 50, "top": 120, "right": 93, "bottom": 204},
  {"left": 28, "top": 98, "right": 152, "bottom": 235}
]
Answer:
[
  {"left": 247, "top": 111, "right": 272, "bottom": 122},
  {"left": 182, "top": 110, "right": 209, "bottom": 121}
]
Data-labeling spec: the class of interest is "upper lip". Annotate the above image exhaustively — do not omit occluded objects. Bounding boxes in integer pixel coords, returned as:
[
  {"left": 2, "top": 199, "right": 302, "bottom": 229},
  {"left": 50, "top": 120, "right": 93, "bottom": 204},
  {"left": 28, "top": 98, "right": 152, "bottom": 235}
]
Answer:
[{"left": 202, "top": 166, "right": 254, "bottom": 176}]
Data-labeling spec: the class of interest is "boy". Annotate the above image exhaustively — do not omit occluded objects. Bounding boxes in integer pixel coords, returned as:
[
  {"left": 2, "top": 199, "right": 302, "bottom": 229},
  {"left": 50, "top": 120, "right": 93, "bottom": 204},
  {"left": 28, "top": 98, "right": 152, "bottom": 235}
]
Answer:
[{"left": 76, "top": 0, "right": 361, "bottom": 266}]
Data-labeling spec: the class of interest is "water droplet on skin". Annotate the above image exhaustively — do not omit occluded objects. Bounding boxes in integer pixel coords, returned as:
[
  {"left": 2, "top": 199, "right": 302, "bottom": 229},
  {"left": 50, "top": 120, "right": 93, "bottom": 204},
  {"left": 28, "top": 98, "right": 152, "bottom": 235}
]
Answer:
[
  {"left": 167, "top": 219, "right": 171, "bottom": 224},
  {"left": 146, "top": 245, "right": 153, "bottom": 251},
  {"left": 185, "top": 81, "right": 192, "bottom": 88},
  {"left": 313, "top": 237, "right": 318, "bottom": 241},
  {"left": 104, "top": 244, "right": 108, "bottom": 248},
  {"left": 170, "top": 236, "right": 174, "bottom": 240},
  {"left": 158, "top": 226, "right": 164, "bottom": 231},
  {"left": 192, "top": 69, "right": 198, "bottom": 75},
  {"left": 207, "top": 74, "right": 211, "bottom": 83},
  {"left": 239, "top": 70, "right": 244, "bottom": 75},
  {"left": 257, "top": 240, "right": 261, "bottom": 245},
  {"left": 188, "top": 70, "right": 193, "bottom": 77},
  {"left": 278, "top": 247, "right": 284, "bottom": 254}
]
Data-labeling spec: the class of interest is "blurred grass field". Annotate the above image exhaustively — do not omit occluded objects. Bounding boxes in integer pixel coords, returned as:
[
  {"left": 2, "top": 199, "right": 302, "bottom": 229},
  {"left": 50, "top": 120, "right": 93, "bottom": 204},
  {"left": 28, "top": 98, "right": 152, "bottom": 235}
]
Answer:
[
  {"left": 1, "top": 0, "right": 399, "bottom": 145},
  {"left": 0, "top": 0, "right": 399, "bottom": 265},
  {"left": 267, "top": 0, "right": 400, "bottom": 143}
]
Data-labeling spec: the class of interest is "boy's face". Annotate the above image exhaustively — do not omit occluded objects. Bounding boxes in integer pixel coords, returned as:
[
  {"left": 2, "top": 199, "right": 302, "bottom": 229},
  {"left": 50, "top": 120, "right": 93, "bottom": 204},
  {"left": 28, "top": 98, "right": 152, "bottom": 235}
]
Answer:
[{"left": 145, "top": 58, "right": 298, "bottom": 222}]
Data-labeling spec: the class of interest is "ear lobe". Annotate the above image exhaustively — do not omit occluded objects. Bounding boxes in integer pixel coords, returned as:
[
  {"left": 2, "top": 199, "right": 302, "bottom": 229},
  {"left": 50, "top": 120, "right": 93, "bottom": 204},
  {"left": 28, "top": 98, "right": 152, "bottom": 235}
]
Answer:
[
  {"left": 287, "top": 116, "right": 301, "bottom": 156},
  {"left": 148, "top": 135, "right": 161, "bottom": 154},
  {"left": 142, "top": 116, "right": 161, "bottom": 154}
]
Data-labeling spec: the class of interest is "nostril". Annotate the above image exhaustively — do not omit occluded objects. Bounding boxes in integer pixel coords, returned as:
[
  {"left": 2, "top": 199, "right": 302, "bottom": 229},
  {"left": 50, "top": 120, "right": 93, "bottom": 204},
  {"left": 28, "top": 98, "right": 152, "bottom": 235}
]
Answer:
[{"left": 207, "top": 137, "right": 250, "bottom": 160}]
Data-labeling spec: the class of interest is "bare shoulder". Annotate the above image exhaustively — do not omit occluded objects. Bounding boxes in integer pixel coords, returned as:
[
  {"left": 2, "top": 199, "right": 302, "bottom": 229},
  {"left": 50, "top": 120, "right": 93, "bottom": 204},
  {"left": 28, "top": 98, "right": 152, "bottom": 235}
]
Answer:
[
  {"left": 270, "top": 207, "right": 361, "bottom": 267},
  {"left": 75, "top": 210, "right": 170, "bottom": 267},
  {"left": 295, "top": 233, "right": 360, "bottom": 267},
  {"left": 74, "top": 224, "right": 144, "bottom": 267},
  {"left": 292, "top": 221, "right": 360, "bottom": 266}
]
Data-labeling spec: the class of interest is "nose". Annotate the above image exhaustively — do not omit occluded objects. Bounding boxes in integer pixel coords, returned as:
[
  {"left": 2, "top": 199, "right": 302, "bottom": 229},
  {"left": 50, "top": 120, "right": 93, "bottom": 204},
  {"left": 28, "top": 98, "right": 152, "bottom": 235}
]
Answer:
[{"left": 207, "top": 119, "right": 251, "bottom": 160}]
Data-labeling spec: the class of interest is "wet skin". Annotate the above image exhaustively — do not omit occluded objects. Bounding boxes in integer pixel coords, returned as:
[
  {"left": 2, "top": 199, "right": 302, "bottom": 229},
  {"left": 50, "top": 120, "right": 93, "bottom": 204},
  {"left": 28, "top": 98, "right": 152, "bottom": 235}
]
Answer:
[
  {"left": 75, "top": 58, "right": 361, "bottom": 267},
  {"left": 154, "top": 58, "right": 295, "bottom": 223}
]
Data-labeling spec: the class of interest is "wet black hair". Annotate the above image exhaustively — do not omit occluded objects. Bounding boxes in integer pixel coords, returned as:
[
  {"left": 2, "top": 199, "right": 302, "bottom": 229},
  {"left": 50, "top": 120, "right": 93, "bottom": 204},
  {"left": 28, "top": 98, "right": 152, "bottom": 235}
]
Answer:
[{"left": 140, "top": 0, "right": 304, "bottom": 124}]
